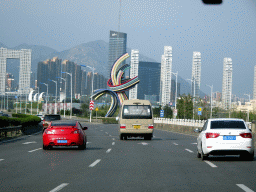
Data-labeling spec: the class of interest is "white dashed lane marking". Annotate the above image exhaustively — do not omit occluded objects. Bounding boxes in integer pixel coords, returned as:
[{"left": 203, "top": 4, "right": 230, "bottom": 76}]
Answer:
[
  {"left": 28, "top": 148, "right": 42, "bottom": 153},
  {"left": 204, "top": 161, "right": 217, "bottom": 168},
  {"left": 173, "top": 143, "right": 178, "bottom": 145},
  {"left": 49, "top": 183, "right": 69, "bottom": 192},
  {"left": 23, "top": 141, "right": 37, "bottom": 144},
  {"left": 112, "top": 138, "right": 115, "bottom": 140},
  {"left": 236, "top": 184, "right": 254, "bottom": 192},
  {"left": 112, "top": 142, "right": 115, "bottom": 145},
  {"left": 89, "top": 159, "right": 101, "bottom": 167},
  {"left": 185, "top": 149, "right": 194, "bottom": 153},
  {"left": 106, "top": 148, "right": 112, "bottom": 153}
]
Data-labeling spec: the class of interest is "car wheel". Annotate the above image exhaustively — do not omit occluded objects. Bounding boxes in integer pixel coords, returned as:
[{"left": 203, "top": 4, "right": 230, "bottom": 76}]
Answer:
[
  {"left": 78, "top": 141, "right": 86, "bottom": 150},
  {"left": 123, "top": 135, "right": 127, "bottom": 140},
  {"left": 241, "top": 152, "right": 254, "bottom": 161},
  {"left": 197, "top": 150, "right": 201, "bottom": 158},
  {"left": 201, "top": 147, "right": 208, "bottom": 161},
  {"left": 144, "top": 135, "right": 152, "bottom": 140},
  {"left": 43, "top": 145, "right": 48, "bottom": 150}
]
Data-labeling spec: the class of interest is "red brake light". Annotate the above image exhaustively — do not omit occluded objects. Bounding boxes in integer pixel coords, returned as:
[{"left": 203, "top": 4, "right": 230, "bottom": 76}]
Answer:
[
  {"left": 206, "top": 133, "right": 220, "bottom": 139},
  {"left": 240, "top": 133, "right": 252, "bottom": 138},
  {"left": 148, "top": 125, "right": 154, "bottom": 129},
  {"left": 72, "top": 129, "right": 79, "bottom": 134},
  {"left": 120, "top": 124, "right": 126, "bottom": 129}
]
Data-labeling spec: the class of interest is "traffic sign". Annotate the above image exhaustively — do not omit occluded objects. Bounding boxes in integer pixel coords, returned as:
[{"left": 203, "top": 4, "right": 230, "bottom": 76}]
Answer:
[
  {"left": 95, "top": 107, "right": 99, "bottom": 111},
  {"left": 89, "top": 100, "right": 94, "bottom": 110},
  {"left": 198, "top": 111, "right": 202, "bottom": 116},
  {"left": 160, "top": 110, "right": 164, "bottom": 118},
  {"left": 198, "top": 107, "right": 202, "bottom": 112}
]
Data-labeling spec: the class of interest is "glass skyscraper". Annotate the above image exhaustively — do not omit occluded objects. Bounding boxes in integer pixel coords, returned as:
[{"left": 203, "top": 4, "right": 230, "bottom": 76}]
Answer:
[{"left": 108, "top": 30, "right": 127, "bottom": 76}]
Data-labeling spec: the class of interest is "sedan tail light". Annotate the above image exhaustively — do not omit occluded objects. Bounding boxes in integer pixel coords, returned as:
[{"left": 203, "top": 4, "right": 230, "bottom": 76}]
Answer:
[
  {"left": 71, "top": 129, "right": 80, "bottom": 134},
  {"left": 206, "top": 133, "right": 220, "bottom": 139},
  {"left": 240, "top": 133, "right": 252, "bottom": 138},
  {"left": 148, "top": 125, "right": 154, "bottom": 129},
  {"left": 45, "top": 130, "right": 55, "bottom": 134},
  {"left": 120, "top": 124, "right": 126, "bottom": 129}
]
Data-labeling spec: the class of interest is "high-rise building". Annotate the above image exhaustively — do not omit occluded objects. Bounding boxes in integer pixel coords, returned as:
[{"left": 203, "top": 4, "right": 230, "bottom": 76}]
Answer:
[
  {"left": 108, "top": 30, "right": 127, "bottom": 75},
  {"left": 0, "top": 48, "right": 31, "bottom": 95},
  {"left": 160, "top": 46, "right": 172, "bottom": 106},
  {"left": 81, "top": 70, "right": 87, "bottom": 96},
  {"left": 129, "top": 49, "right": 139, "bottom": 100},
  {"left": 222, "top": 58, "right": 233, "bottom": 110},
  {"left": 62, "top": 60, "right": 77, "bottom": 99},
  {"left": 137, "top": 61, "right": 161, "bottom": 101},
  {"left": 191, "top": 52, "right": 201, "bottom": 99},
  {"left": 253, "top": 66, "right": 256, "bottom": 99}
]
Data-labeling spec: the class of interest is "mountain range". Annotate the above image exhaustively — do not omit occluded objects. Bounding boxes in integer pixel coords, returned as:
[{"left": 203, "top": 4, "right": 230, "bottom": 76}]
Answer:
[{"left": 0, "top": 40, "right": 206, "bottom": 97}]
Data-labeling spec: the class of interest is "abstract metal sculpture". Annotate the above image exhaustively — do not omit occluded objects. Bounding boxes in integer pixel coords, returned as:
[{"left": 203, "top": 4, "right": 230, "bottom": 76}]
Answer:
[{"left": 92, "top": 53, "right": 140, "bottom": 117}]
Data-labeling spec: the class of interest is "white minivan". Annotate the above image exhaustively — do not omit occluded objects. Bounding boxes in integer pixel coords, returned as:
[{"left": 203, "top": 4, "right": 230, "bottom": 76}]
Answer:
[{"left": 117, "top": 99, "right": 154, "bottom": 140}]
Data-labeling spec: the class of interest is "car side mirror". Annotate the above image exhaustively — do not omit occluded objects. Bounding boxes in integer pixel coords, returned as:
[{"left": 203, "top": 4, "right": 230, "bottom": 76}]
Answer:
[
  {"left": 194, "top": 128, "right": 201, "bottom": 133},
  {"left": 116, "top": 117, "right": 119, "bottom": 121},
  {"left": 83, "top": 127, "right": 88, "bottom": 130}
]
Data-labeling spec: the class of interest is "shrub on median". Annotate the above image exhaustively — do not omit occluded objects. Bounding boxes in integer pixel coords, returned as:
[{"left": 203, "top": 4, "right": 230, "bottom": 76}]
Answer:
[
  {"left": 101, "top": 117, "right": 118, "bottom": 124},
  {"left": 0, "top": 114, "right": 41, "bottom": 128}
]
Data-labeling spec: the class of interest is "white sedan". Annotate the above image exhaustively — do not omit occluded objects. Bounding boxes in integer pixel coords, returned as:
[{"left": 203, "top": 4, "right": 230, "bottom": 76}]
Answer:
[{"left": 194, "top": 118, "right": 254, "bottom": 161}]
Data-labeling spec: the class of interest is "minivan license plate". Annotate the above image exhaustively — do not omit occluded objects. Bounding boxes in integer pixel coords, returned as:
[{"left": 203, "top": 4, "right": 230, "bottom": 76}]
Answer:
[
  {"left": 133, "top": 125, "right": 141, "bottom": 129},
  {"left": 223, "top": 136, "right": 236, "bottom": 140}
]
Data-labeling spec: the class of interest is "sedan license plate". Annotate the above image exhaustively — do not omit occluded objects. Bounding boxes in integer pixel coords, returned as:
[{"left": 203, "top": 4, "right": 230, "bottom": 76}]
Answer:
[
  {"left": 223, "top": 136, "right": 236, "bottom": 140},
  {"left": 133, "top": 125, "right": 141, "bottom": 129},
  {"left": 57, "top": 140, "right": 67, "bottom": 143}
]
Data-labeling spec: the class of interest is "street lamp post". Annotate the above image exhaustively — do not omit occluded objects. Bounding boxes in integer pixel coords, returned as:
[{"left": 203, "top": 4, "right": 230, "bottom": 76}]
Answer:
[
  {"left": 244, "top": 94, "right": 250, "bottom": 122},
  {"left": 57, "top": 77, "right": 66, "bottom": 118},
  {"left": 80, "top": 65, "right": 94, "bottom": 123},
  {"left": 48, "top": 79, "right": 57, "bottom": 114},
  {"left": 186, "top": 78, "right": 195, "bottom": 120},
  {"left": 206, "top": 84, "right": 213, "bottom": 119},
  {"left": 40, "top": 83, "right": 48, "bottom": 114},
  {"left": 19, "top": 90, "right": 22, "bottom": 113},
  {"left": 36, "top": 87, "right": 39, "bottom": 115},
  {"left": 61, "top": 72, "right": 72, "bottom": 119}
]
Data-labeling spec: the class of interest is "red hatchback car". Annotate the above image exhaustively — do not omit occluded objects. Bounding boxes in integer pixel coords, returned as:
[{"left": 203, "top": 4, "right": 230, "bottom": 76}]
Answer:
[{"left": 43, "top": 120, "right": 88, "bottom": 150}]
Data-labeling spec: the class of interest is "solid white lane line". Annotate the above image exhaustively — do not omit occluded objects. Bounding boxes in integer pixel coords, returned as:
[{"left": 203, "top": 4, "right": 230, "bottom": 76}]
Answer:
[
  {"left": 204, "top": 161, "right": 217, "bottom": 168},
  {"left": 23, "top": 141, "right": 37, "bottom": 144},
  {"left": 185, "top": 149, "right": 194, "bottom": 153},
  {"left": 28, "top": 148, "right": 42, "bottom": 153},
  {"left": 106, "top": 148, "right": 112, "bottom": 153},
  {"left": 89, "top": 159, "right": 101, "bottom": 167},
  {"left": 0, "top": 159, "right": 4, "bottom": 161},
  {"left": 173, "top": 143, "right": 178, "bottom": 145},
  {"left": 49, "top": 183, "right": 69, "bottom": 192},
  {"left": 112, "top": 142, "right": 115, "bottom": 145},
  {"left": 236, "top": 184, "right": 254, "bottom": 192}
]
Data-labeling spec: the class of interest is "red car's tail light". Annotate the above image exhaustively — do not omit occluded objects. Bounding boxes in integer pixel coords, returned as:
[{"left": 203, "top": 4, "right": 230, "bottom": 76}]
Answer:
[
  {"left": 45, "top": 130, "right": 55, "bottom": 134},
  {"left": 240, "top": 133, "right": 252, "bottom": 138},
  {"left": 148, "top": 125, "right": 154, "bottom": 129},
  {"left": 72, "top": 129, "right": 79, "bottom": 134},
  {"left": 120, "top": 124, "right": 126, "bottom": 129},
  {"left": 206, "top": 133, "right": 220, "bottom": 139}
]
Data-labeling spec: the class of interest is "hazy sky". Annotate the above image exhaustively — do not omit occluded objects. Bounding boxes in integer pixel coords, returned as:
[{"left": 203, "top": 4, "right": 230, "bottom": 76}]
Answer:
[{"left": 0, "top": 0, "right": 256, "bottom": 98}]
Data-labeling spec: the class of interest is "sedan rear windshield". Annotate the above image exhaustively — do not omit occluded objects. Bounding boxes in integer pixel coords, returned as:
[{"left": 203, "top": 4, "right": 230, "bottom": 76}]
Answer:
[
  {"left": 51, "top": 122, "right": 76, "bottom": 126},
  {"left": 211, "top": 121, "right": 246, "bottom": 129},
  {"left": 122, "top": 105, "right": 152, "bottom": 119},
  {"left": 44, "top": 115, "right": 61, "bottom": 121}
]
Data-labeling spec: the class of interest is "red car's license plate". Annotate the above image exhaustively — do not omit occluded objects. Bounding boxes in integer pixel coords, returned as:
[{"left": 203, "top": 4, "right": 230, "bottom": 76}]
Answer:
[{"left": 57, "top": 140, "right": 67, "bottom": 143}]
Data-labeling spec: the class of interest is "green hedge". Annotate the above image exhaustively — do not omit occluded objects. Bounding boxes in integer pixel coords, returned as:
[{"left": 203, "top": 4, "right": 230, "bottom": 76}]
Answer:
[
  {"left": 101, "top": 118, "right": 118, "bottom": 124},
  {"left": 0, "top": 114, "right": 41, "bottom": 127}
]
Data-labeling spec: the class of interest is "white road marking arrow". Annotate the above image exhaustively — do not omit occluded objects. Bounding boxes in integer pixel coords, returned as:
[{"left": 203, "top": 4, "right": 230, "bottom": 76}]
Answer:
[{"left": 138, "top": 142, "right": 149, "bottom": 146}]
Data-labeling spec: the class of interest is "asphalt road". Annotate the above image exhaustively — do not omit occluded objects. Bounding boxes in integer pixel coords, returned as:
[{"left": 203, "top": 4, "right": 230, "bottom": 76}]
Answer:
[{"left": 0, "top": 123, "right": 255, "bottom": 192}]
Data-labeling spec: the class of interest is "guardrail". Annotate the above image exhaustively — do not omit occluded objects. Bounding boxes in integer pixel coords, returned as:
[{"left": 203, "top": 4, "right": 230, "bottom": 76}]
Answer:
[
  {"left": 154, "top": 118, "right": 252, "bottom": 129},
  {"left": 0, "top": 125, "right": 22, "bottom": 137}
]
